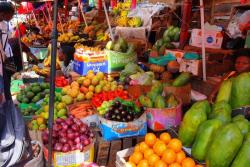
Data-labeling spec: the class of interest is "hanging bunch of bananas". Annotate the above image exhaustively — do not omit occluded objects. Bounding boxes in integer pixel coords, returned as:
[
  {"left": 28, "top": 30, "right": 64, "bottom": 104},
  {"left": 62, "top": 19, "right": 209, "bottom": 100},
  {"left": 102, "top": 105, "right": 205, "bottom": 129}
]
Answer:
[
  {"left": 96, "top": 29, "right": 109, "bottom": 41},
  {"left": 128, "top": 17, "right": 143, "bottom": 27},
  {"left": 43, "top": 44, "right": 61, "bottom": 70},
  {"left": 116, "top": 16, "right": 129, "bottom": 27}
]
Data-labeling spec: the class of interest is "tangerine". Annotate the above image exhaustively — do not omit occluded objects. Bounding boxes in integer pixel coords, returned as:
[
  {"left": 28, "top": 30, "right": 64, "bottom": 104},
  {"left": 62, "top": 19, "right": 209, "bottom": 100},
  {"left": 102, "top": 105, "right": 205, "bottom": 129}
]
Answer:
[
  {"left": 153, "top": 141, "right": 167, "bottom": 157},
  {"left": 134, "top": 144, "right": 140, "bottom": 152},
  {"left": 144, "top": 148, "right": 154, "bottom": 159},
  {"left": 169, "top": 162, "right": 181, "bottom": 167},
  {"left": 160, "top": 132, "right": 171, "bottom": 144},
  {"left": 145, "top": 133, "right": 157, "bottom": 147},
  {"left": 154, "top": 160, "right": 167, "bottom": 167},
  {"left": 168, "top": 138, "right": 182, "bottom": 153},
  {"left": 139, "top": 142, "right": 149, "bottom": 153},
  {"left": 176, "top": 151, "right": 186, "bottom": 163},
  {"left": 130, "top": 152, "right": 143, "bottom": 164},
  {"left": 126, "top": 161, "right": 136, "bottom": 167},
  {"left": 181, "top": 158, "right": 195, "bottom": 167},
  {"left": 195, "top": 165, "right": 204, "bottom": 167},
  {"left": 137, "top": 159, "right": 149, "bottom": 167},
  {"left": 162, "top": 149, "right": 176, "bottom": 164},
  {"left": 148, "top": 154, "right": 160, "bottom": 166}
]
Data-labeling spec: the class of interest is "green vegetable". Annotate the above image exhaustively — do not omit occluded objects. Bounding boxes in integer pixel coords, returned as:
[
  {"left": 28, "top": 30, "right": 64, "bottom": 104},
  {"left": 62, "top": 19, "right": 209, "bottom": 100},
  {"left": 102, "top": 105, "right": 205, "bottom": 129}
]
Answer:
[
  {"left": 231, "top": 72, "right": 250, "bottom": 109},
  {"left": 232, "top": 115, "right": 246, "bottom": 122},
  {"left": 172, "top": 72, "right": 191, "bottom": 87},
  {"left": 206, "top": 123, "right": 243, "bottom": 167},
  {"left": 209, "top": 101, "right": 232, "bottom": 125},
  {"left": 231, "top": 133, "right": 250, "bottom": 167},
  {"left": 139, "top": 95, "right": 153, "bottom": 108},
  {"left": 191, "top": 119, "right": 223, "bottom": 162},
  {"left": 233, "top": 119, "right": 249, "bottom": 136},
  {"left": 178, "top": 100, "right": 209, "bottom": 147},
  {"left": 154, "top": 95, "right": 166, "bottom": 108},
  {"left": 119, "top": 63, "right": 144, "bottom": 82},
  {"left": 215, "top": 79, "right": 232, "bottom": 103},
  {"left": 166, "top": 94, "right": 178, "bottom": 108}
]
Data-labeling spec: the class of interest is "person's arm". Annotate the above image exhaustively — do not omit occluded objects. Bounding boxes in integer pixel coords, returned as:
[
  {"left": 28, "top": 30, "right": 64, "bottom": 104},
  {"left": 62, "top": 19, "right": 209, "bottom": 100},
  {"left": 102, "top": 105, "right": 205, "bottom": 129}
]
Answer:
[{"left": 21, "top": 42, "right": 39, "bottom": 63}]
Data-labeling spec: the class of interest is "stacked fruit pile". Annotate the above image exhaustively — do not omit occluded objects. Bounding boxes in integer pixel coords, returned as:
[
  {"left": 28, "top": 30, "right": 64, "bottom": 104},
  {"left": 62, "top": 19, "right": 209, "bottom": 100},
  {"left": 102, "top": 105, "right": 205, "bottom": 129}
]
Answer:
[
  {"left": 16, "top": 83, "right": 50, "bottom": 104},
  {"left": 127, "top": 133, "right": 201, "bottom": 167},
  {"left": 106, "top": 37, "right": 135, "bottom": 53},
  {"left": 139, "top": 81, "right": 179, "bottom": 109},
  {"left": 97, "top": 98, "right": 144, "bottom": 122},
  {"left": 42, "top": 115, "right": 94, "bottom": 152}
]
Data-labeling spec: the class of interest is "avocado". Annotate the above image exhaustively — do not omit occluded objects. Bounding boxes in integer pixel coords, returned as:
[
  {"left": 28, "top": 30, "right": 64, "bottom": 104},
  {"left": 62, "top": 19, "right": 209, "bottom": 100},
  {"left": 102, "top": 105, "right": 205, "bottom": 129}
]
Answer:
[
  {"left": 31, "top": 86, "right": 42, "bottom": 93},
  {"left": 40, "top": 83, "right": 47, "bottom": 90},
  {"left": 26, "top": 92, "right": 35, "bottom": 99},
  {"left": 22, "top": 97, "right": 30, "bottom": 104},
  {"left": 16, "top": 94, "right": 23, "bottom": 102},
  {"left": 32, "top": 96, "right": 40, "bottom": 103},
  {"left": 44, "top": 89, "right": 50, "bottom": 94}
]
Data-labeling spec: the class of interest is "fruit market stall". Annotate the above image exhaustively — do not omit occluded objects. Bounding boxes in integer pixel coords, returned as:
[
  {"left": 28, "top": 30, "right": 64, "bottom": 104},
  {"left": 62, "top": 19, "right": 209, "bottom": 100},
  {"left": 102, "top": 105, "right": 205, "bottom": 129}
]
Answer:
[{"left": 3, "top": 0, "right": 250, "bottom": 167}]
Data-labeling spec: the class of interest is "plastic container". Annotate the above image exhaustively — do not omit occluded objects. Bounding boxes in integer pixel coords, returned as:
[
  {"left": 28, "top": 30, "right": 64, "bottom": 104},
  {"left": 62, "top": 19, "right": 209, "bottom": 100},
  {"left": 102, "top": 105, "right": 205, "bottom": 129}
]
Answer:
[
  {"left": 99, "top": 112, "right": 147, "bottom": 141},
  {"left": 146, "top": 100, "right": 182, "bottom": 131}
]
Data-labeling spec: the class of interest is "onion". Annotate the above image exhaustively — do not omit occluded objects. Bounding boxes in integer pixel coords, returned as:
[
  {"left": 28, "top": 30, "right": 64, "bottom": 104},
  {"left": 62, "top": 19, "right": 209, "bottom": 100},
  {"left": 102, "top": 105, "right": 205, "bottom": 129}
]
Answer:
[
  {"left": 80, "top": 126, "right": 86, "bottom": 133},
  {"left": 65, "top": 118, "right": 73, "bottom": 126},
  {"left": 56, "top": 118, "right": 64, "bottom": 124},
  {"left": 59, "top": 137, "right": 67, "bottom": 144},
  {"left": 52, "top": 131, "right": 58, "bottom": 138},
  {"left": 74, "top": 132, "right": 80, "bottom": 138},
  {"left": 61, "top": 123, "right": 68, "bottom": 130},
  {"left": 71, "top": 124, "right": 79, "bottom": 131},
  {"left": 59, "top": 132, "right": 67, "bottom": 138},
  {"left": 53, "top": 124, "right": 62, "bottom": 131},
  {"left": 80, "top": 134, "right": 87, "bottom": 141},
  {"left": 67, "top": 132, "right": 75, "bottom": 140},
  {"left": 42, "top": 134, "right": 49, "bottom": 144},
  {"left": 69, "top": 115, "right": 74, "bottom": 119},
  {"left": 74, "top": 137, "right": 81, "bottom": 144},
  {"left": 62, "top": 144, "right": 70, "bottom": 153},
  {"left": 54, "top": 143, "right": 63, "bottom": 152},
  {"left": 76, "top": 143, "right": 83, "bottom": 150},
  {"left": 67, "top": 129, "right": 73, "bottom": 134},
  {"left": 83, "top": 139, "right": 90, "bottom": 146},
  {"left": 71, "top": 145, "right": 77, "bottom": 151},
  {"left": 68, "top": 140, "right": 74, "bottom": 147}
]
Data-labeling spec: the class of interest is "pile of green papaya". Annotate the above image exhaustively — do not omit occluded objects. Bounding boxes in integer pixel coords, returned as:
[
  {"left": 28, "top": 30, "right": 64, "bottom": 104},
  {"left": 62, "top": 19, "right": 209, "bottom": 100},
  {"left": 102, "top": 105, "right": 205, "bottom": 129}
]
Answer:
[
  {"left": 150, "top": 26, "right": 180, "bottom": 56},
  {"left": 216, "top": 72, "right": 250, "bottom": 109},
  {"left": 178, "top": 99, "right": 250, "bottom": 167},
  {"left": 138, "top": 81, "right": 179, "bottom": 108}
]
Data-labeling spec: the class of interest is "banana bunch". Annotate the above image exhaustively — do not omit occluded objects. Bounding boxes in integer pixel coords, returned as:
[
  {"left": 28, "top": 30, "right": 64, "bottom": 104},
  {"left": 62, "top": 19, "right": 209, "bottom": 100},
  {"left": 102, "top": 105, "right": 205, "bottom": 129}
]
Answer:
[
  {"left": 96, "top": 33, "right": 109, "bottom": 41},
  {"left": 128, "top": 17, "right": 143, "bottom": 27},
  {"left": 120, "top": 10, "right": 129, "bottom": 17},
  {"left": 43, "top": 44, "right": 61, "bottom": 70},
  {"left": 116, "top": 16, "right": 129, "bottom": 27},
  {"left": 32, "top": 65, "right": 50, "bottom": 76}
]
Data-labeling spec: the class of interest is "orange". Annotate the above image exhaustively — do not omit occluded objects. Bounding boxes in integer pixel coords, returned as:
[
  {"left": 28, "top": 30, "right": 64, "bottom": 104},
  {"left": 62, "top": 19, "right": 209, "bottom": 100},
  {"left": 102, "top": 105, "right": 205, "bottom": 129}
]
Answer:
[
  {"left": 160, "top": 132, "right": 171, "bottom": 144},
  {"left": 176, "top": 151, "right": 186, "bottom": 163},
  {"left": 148, "top": 154, "right": 160, "bottom": 166},
  {"left": 168, "top": 138, "right": 182, "bottom": 153},
  {"left": 181, "top": 158, "right": 195, "bottom": 167},
  {"left": 153, "top": 141, "right": 167, "bottom": 157},
  {"left": 169, "top": 162, "right": 181, "bottom": 167},
  {"left": 195, "top": 165, "right": 204, "bottom": 167},
  {"left": 145, "top": 133, "right": 157, "bottom": 147},
  {"left": 134, "top": 144, "right": 140, "bottom": 152},
  {"left": 130, "top": 152, "right": 143, "bottom": 165},
  {"left": 162, "top": 149, "right": 176, "bottom": 164},
  {"left": 137, "top": 159, "right": 149, "bottom": 167},
  {"left": 126, "top": 161, "right": 136, "bottom": 167},
  {"left": 139, "top": 142, "right": 149, "bottom": 153},
  {"left": 154, "top": 160, "right": 167, "bottom": 167},
  {"left": 144, "top": 148, "right": 154, "bottom": 159}
]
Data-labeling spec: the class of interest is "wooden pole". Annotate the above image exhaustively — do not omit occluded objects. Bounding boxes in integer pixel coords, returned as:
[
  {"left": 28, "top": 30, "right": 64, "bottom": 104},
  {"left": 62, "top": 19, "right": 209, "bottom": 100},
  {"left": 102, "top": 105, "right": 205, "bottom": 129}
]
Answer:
[
  {"left": 78, "top": 0, "right": 88, "bottom": 27},
  {"left": 200, "top": 0, "right": 206, "bottom": 81},
  {"left": 103, "top": 0, "right": 114, "bottom": 41}
]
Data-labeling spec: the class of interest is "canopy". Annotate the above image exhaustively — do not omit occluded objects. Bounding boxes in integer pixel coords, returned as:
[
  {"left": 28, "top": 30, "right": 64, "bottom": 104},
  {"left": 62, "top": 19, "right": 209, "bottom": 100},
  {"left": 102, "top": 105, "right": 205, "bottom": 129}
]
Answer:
[{"left": 17, "top": 2, "right": 34, "bottom": 14}]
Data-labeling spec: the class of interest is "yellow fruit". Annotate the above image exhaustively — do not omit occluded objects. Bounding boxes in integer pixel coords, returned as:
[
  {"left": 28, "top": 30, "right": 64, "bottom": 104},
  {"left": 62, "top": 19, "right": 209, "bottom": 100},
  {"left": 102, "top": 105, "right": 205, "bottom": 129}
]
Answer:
[
  {"left": 70, "top": 89, "right": 79, "bottom": 98},
  {"left": 145, "top": 133, "right": 157, "bottom": 147},
  {"left": 37, "top": 117, "right": 45, "bottom": 125},
  {"left": 86, "top": 73, "right": 95, "bottom": 80},
  {"left": 88, "top": 85, "right": 95, "bottom": 92},
  {"left": 85, "top": 92, "right": 94, "bottom": 100},
  {"left": 71, "top": 81, "right": 79, "bottom": 87},
  {"left": 44, "top": 105, "right": 49, "bottom": 113},
  {"left": 83, "top": 79, "right": 91, "bottom": 87}
]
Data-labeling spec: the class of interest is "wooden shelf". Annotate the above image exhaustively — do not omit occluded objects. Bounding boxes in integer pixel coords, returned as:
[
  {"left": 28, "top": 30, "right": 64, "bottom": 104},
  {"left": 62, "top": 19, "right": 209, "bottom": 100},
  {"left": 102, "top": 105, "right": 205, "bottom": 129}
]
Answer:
[{"left": 184, "top": 45, "right": 234, "bottom": 56}]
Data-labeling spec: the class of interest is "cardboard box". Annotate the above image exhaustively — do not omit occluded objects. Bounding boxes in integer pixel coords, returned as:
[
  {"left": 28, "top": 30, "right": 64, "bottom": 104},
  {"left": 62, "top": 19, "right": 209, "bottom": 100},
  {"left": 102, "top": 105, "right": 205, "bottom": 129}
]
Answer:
[
  {"left": 179, "top": 59, "right": 202, "bottom": 76},
  {"left": 73, "top": 49, "right": 108, "bottom": 75},
  {"left": 99, "top": 112, "right": 147, "bottom": 141},
  {"left": 189, "top": 29, "right": 223, "bottom": 49}
]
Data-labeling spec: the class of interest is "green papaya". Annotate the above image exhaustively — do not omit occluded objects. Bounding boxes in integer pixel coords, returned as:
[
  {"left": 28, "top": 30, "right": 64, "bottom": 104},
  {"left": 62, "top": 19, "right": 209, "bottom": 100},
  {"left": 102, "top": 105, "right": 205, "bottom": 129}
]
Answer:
[
  {"left": 215, "top": 79, "right": 232, "bottom": 103},
  {"left": 151, "top": 81, "right": 163, "bottom": 94},
  {"left": 191, "top": 119, "right": 223, "bottom": 161},
  {"left": 209, "top": 101, "right": 232, "bottom": 125},
  {"left": 206, "top": 123, "right": 243, "bottom": 167},
  {"left": 178, "top": 100, "right": 209, "bottom": 147},
  {"left": 147, "top": 91, "right": 159, "bottom": 101},
  {"left": 166, "top": 94, "right": 178, "bottom": 108},
  {"left": 139, "top": 95, "right": 153, "bottom": 108},
  {"left": 154, "top": 95, "right": 166, "bottom": 108},
  {"left": 234, "top": 119, "right": 249, "bottom": 136},
  {"left": 231, "top": 133, "right": 250, "bottom": 167},
  {"left": 172, "top": 72, "right": 191, "bottom": 87},
  {"left": 231, "top": 72, "right": 250, "bottom": 109},
  {"left": 232, "top": 115, "right": 246, "bottom": 122}
]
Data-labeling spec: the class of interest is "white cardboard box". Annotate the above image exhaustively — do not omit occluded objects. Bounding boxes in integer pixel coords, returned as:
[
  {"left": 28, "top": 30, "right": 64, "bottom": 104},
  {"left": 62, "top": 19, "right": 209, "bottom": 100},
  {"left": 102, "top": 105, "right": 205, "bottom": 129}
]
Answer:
[{"left": 189, "top": 29, "right": 223, "bottom": 49}]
